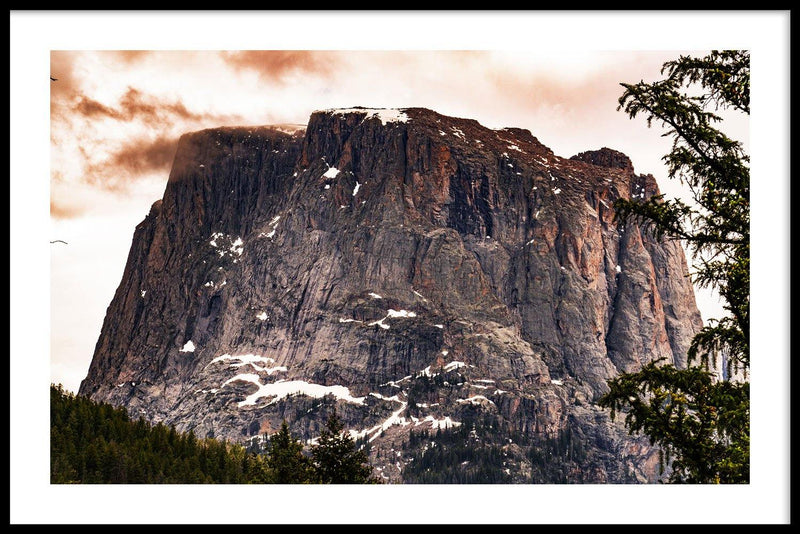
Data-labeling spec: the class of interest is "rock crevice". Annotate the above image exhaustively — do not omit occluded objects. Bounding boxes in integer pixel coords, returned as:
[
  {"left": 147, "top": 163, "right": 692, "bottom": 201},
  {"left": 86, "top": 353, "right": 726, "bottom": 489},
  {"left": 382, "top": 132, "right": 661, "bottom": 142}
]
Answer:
[{"left": 80, "top": 107, "right": 703, "bottom": 483}]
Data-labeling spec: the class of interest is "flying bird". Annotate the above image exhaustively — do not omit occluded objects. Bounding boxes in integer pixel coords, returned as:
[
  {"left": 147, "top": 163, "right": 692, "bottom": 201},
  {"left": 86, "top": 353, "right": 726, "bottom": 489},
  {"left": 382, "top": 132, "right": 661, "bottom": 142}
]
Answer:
[
  {"left": 50, "top": 76, "right": 57, "bottom": 81},
  {"left": 50, "top": 240, "right": 68, "bottom": 245}
]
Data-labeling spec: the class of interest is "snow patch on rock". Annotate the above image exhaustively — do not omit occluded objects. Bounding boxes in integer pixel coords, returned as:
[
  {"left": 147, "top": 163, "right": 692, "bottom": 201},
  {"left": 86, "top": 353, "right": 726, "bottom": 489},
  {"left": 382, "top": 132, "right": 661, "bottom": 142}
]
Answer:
[
  {"left": 325, "top": 108, "right": 409, "bottom": 125},
  {"left": 221, "top": 376, "right": 365, "bottom": 407}
]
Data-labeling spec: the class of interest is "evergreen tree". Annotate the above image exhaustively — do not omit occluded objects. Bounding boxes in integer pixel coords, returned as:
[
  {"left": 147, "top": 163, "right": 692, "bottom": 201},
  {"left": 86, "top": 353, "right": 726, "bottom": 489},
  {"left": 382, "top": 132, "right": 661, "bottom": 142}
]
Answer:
[
  {"left": 266, "top": 420, "right": 314, "bottom": 483},
  {"left": 49, "top": 384, "right": 272, "bottom": 484},
  {"left": 598, "top": 50, "right": 750, "bottom": 483},
  {"left": 310, "top": 410, "right": 378, "bottom": 484}
]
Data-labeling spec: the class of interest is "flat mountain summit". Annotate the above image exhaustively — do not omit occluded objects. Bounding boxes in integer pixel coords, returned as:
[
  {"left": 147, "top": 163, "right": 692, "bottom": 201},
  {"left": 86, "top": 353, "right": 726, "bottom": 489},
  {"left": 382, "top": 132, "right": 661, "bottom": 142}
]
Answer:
[{"left": 79, "top": 107, "right": 702, "bottom": 483}]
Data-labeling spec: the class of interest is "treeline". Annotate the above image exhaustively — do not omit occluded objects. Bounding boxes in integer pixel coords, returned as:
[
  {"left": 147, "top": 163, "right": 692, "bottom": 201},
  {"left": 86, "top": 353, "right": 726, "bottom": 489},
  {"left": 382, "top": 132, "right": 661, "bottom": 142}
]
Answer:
[
  {"left": 50, "top": 384, "right": 378, "bottom": 484},
  {"left": 401, "top": 424, "right": 513, "bottom": 484},
  {"left": 401, "top": 412, "right": 520, "bottom": 484},
  {"left": 51, "top": 384, "right": 269, "bottom": 483},
  {"left": 527, "top": 426, "right": 589, "bottom": 483},
  {"left": 401, "top": 410, "right": 598, "bottom": 483}
]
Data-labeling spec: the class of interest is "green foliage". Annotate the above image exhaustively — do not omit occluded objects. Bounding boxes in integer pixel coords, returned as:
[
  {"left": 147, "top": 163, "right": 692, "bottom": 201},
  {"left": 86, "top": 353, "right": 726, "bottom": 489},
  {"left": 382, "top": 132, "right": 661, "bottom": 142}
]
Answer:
[
  {"left": 310, "top": 410, "right": 379, "bottom": 484},
  {"left": 265, "top": 420, "right": 314, "bottom": 483},
  {"left": 51, "top": 386, "right": 381, "bottom": 485},
  {"left": 599, "top": 361, "right": 749, "bottom": 483},
  {"left": 401, "top": 408, "right": 607, "bottom": 483},
  {"left": 527, "top": 426, "right": 589, "bottom": 484},
  {"left": 601, "top": 50, "right": 750, "bottom": 483},
  {"left": 401, "top": 421, "right": 514, "bottom": 484},
  {"left": 613, "top": 50, "right": 750, "bottom": 372},
  {"left": 50, "top": 384, "right": 270, "bottom": 484}
]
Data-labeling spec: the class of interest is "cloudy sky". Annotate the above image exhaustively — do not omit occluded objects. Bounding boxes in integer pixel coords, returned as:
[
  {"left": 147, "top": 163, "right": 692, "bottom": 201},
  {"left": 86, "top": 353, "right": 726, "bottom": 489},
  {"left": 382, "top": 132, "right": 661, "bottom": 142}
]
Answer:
[
  {"left": 47, "top": 44, "right": 746, "bottom": 394},
  {"left": 13, "top": 11, "right": 790, "bottom": 525}
]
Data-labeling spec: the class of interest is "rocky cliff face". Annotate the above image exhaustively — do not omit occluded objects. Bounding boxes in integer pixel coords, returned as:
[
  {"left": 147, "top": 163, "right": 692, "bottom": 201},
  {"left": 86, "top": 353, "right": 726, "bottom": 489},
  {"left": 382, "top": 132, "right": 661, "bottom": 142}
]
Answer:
[{"left": 79, "top": 107, "right": 703, "bottom": 483}]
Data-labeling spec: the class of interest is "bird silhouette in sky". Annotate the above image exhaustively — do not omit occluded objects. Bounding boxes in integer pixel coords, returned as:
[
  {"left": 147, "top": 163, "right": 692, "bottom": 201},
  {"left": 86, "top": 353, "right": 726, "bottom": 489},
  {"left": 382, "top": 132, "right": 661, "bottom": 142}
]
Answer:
[
  {"left": 50, "top": 76, "right": 57, "bottom": 81},
  {"left": 50, "top": 240, "right": 68, "bottom": 245}
]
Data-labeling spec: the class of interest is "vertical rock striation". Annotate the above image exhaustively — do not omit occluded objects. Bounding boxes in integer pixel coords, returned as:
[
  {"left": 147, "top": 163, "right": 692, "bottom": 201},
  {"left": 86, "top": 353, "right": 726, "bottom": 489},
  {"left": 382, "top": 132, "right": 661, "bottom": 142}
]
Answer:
[{"left": 80, "top": 108, "right": 703, "bottom": 483}]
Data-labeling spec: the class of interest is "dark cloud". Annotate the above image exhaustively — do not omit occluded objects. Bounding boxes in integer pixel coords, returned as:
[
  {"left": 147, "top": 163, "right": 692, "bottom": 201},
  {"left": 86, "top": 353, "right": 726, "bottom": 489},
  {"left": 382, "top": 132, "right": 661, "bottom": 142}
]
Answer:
[
  {"left": 53, "top": 134, "right": 179, "bottom": 218},
  {"left": 121, "top": 88, "right": 209, "bottom": 124},
  {"left": 73, "top": 87, "right": 214, "bottom": 127},
  {"left": 51, "top": 51, "right": 151, "bottom": 115},
  {"left": 108, "top": 134, "right": 179, "bottom": 176},
  {"left": 119, "top": 88, "right": 162, "bottom": 124},
  {"left": 56, "top": 77, "right": 246, "bottom": 213},
  {"left": 221, "top": 50, "right": 339, "bottom": 81},
  {"left": 79, "top": 134, "right": 178, "bottom": 192},
  {"left": 74, "top": 96, "right": 124, "bottom": 120}
]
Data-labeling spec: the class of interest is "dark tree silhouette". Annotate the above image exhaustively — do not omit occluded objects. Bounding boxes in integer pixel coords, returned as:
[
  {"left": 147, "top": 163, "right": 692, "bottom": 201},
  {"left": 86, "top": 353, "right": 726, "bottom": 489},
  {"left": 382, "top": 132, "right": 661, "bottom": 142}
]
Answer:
[
  {"left": 310, "top": 410, "right": 379, "bottom": 484},
  {"left": 265, "top": 420, "right": 314, "bottom": 483},
  {"left": 599, "top": 50, "right": 750, "bottom": 484}
]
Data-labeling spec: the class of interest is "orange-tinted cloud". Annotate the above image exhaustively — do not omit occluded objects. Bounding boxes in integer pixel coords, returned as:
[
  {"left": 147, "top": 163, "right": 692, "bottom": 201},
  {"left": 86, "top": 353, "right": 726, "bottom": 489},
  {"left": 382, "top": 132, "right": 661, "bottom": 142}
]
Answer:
[
  {"left": 73, "top": 87, "right": 215, "bottom": 127},
  {"left": 50, "top": 50, "right": 81, "bottom": 105},
  {"left": 74, "top": 95, "right": 124, "bottom": 120},
  {"left": 53, "top": 134, "right": 179, "bottom": 218},
  {"left": 78, "top": 134, "right": 179, "bottom": 192},
  {"left": 221, "top": 50, "right": 339, "bottom": 81},
  {"left": 51, "top": 51, "right": 150, "bottom": 109},
  {"left": 50, "top": 199, "right": 85, "bottom": 220},
  {"left": 485, "top": 66, "right": 619, "bottom": 116},
  {"left": 54, "top": 73, "right": 248, "bottom": 214},
  {"left": 115, "top": 50, "right": 150, "bottom": 63},
  {"left": 108, "top": 134, "right": 178, "bottom": 176}
]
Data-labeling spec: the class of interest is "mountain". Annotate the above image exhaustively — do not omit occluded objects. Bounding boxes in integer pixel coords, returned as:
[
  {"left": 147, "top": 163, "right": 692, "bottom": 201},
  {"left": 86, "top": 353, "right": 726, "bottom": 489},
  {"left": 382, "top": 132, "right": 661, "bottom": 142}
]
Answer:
[{"left": 79, "top": 107, "right": 703, "bottom": 483}]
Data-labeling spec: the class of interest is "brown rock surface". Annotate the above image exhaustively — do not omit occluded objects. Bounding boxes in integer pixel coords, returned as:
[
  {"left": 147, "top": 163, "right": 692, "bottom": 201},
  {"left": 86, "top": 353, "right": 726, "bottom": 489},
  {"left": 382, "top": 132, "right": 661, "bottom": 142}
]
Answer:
[{"left": 79, "top": 107, "right": 703, "bottom": 483}]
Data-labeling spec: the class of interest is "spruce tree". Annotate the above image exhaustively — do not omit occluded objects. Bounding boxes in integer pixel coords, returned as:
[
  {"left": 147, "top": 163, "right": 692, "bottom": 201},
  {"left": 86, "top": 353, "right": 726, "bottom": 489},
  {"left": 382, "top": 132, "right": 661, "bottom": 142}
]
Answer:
[
  {"left": 598, "top": 50, "right": 750, "bottom": 483},
  {"left": 49, "top": 384, "right": 271, "bottom": 484},
  {"left": 310, "top": 410, "right": 378, "bottom": 484},
  {"left": 265, "top": 420, "right": 314, "bottom": 483}
]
